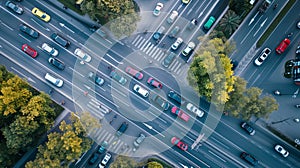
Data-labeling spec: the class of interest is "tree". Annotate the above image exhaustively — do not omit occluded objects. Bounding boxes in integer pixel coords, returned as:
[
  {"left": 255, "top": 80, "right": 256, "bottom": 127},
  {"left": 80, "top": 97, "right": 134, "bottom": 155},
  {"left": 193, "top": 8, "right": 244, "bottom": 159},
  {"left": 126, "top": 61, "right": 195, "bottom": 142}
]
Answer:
[
  {"left": 218, "top": 10, "right": 241, "bottom": 38},
  {"left": 109, "top": 155, "right": 137, "bottom": 168},
  {"left": 25, "top": 113, "right": 93, "bottom": 168},
  {"left": 81, "top": 0, "right": 140, "bottom": 38},
  {"left": 187, "top": 38, "right": 236, "bottom": 109},
  {"left": 225, "top": 77, "right": 278, "bottom": 120},
  {"left": 147, "top": 161, "right": 163, "bottom": 168},
  {"left": 229, "top": 0, "right": 252, "bottom": 16}
]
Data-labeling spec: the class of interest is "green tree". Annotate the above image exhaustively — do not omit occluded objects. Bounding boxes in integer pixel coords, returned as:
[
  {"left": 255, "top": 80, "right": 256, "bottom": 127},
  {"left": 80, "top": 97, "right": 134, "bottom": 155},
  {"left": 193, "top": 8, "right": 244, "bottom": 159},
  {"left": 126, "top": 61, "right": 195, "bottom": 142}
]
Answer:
[
  {"left": 225, "top": 77, "right": 278, "bottom": 120},
  {"left": 110, "top": 155, "right": 137, "bottom": 168},
  {"left": 218, "top": 10, "right": 241, "bottom": 38},
  {"left": 188, "top": 38, "right": 236, "bottom": 109},
  {"left": 147, "top": 161, "right": 163, "bottom": 168},
  {"left": 229, "top": 0, "right": 252, "bottom": 16},
  {"left": 81, "top": 0, "right": 140, "bottom": 38}
]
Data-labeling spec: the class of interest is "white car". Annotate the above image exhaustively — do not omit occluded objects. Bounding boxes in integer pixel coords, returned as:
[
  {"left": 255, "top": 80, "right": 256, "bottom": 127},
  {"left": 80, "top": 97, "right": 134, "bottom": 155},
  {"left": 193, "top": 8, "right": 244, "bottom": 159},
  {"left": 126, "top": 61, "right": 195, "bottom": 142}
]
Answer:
[
  {"left": 42, "top": 43, "right": 59, "bottom": 57},
  {"left": 186, "top": 103, "right": 204, "bottom": 117},
  {"left": 153, "top": 3, "right": 163, "bottom": 16},
  {"left": 171, "top": 37, "right": 183, "bottom": 50},
  {"left": 99, "top": 153, "right": 111, "bottom": 168},
  {"left": 133, "top": 84, "right": 149, "bottom": 98},
  {"left": 44, "top": 73, "right": 63, "bottom": 87},
  {"left": 182, "top": 41, "right": 195, "bottom": 56},
  {"left": 274, "top": 145, "right": 289, "bottom": 157},
  {"left": 254, "top": 48, "right": 271, "bottom": 66},
  {"left": 74, "top": 48, "right": 91, "bottom": 63}
]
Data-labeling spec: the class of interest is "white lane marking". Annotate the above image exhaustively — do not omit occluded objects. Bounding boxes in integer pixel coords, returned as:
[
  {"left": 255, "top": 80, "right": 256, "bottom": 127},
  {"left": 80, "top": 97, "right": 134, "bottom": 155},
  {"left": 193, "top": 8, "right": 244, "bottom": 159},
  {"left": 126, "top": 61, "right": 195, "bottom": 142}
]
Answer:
[
  {"left": 11, "top": 67, "right": 36, "bottom": 83},
  {"left": 49, "top": 23, "right": 62, "bottom": 33},
  {"left": 0, "top": 21, "right": 13, "bottom": 31},
  {"left": 68, "top": 67, "right": 84, "bottom": 78},
  {"left": 210, "top": 137, "right": 230, "bottom": 149},
  {"left": 18, "top": 34, "right": 31, "bottom": 43},
  {"left": 208, "top": 150, "right": 226, "bottom": 162},
  {"left": 67, "top": 34, "right": 78, "bottom": 43},
  {"left": 106, "top": 53, "right": 123, "bottom": 64}
]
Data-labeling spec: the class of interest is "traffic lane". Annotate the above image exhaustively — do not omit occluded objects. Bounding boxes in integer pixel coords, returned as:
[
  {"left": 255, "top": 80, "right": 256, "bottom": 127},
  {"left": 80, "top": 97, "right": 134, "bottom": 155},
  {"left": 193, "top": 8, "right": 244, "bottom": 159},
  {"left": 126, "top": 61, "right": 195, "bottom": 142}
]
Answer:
[
  {"left": 0, "top": 52, "right": 77, "bottom": 112},
  {"left": 180, "top": 0, "right": 217, "bottom": 21},
  {"left": 213, "top": 118, "right": 293, "bottom": 167}
]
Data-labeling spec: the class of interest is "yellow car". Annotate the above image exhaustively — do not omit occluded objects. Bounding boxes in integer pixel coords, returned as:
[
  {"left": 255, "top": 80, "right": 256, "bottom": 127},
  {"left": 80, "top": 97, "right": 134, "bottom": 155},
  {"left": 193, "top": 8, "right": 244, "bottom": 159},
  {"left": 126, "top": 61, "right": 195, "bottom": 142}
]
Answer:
[
  {"left": 31, "top": 7, "right": 50, "bottom": 22},
  {"left": 182, "top": 0, "right": 190, "bottom": 4}
]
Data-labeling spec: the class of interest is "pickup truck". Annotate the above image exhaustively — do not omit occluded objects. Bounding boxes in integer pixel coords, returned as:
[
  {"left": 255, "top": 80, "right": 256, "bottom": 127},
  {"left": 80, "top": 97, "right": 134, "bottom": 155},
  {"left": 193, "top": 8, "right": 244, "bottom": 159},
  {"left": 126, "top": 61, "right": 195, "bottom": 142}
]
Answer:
[
  {"left": 171, "top": 106, "right": 190, "bottom": 122},
  {"left": 115, "top": 122, "right": 128, "bottom": 137}
]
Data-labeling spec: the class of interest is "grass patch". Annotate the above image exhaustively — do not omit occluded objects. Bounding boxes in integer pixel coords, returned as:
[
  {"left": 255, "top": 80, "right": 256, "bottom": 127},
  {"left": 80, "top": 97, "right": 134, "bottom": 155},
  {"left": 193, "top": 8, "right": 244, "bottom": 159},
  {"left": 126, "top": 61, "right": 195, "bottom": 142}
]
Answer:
[
  {"left": 266, "top": 125, "right": 300, "bottom": 150},
  {"left": 58, "top": 0, "right": 84, "bottom": 15},
  {"left": 256, "top": 0, "right": 296, "bottom": 48}
]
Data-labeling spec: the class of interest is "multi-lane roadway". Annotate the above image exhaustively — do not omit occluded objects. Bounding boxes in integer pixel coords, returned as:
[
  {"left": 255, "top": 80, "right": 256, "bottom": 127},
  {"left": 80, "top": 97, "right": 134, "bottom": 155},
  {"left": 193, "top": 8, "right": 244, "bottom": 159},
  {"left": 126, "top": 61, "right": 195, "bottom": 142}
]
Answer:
[{"left": 0, "top": 0, "right": 300, "bottom": 168}]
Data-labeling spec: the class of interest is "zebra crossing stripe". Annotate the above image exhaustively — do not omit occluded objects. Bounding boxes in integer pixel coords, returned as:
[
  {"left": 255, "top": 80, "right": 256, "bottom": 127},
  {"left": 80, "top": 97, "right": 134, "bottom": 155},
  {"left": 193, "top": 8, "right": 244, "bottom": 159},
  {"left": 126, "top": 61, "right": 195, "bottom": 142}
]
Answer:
[
  {"left": 156, "top": 52, "right": 165, "bottom": 62},
  {"left": 148, "top": 46, "right": 158, "bottom": 56},
  {"left": 136, "top": 38, "right": 146, "bottom": 48},
  {"left": 140, "top": 41, "right": 150, "bottom": 51},
  {"left": 143, "top": 42, "right": 151, "bottom": 52},
  {"left": 131, "top": 35, "right": 140, "bottom": 45},
  {"left": 154, "top": 50, "right": 162, "bottom": 59},
  {"left": 139, "top": 39, "right": 148, "bottom": 50},
  {"left": 87, "top": 104, "right": 105, "bottom": 118},
  {"left": 135, "top": 37, "right": 144, "bottom": 47},
  {"left": 170, "top": 61, "right": 179, "bottom": 71},
  {"left": 173, "top": 62, "right": 182, "bottom": 73},
  {"left": 151, "top": 47, "right": 160, "bottom": 58},
  {"left": 145, "top": 44, "right": 154, "bottom": 54}
]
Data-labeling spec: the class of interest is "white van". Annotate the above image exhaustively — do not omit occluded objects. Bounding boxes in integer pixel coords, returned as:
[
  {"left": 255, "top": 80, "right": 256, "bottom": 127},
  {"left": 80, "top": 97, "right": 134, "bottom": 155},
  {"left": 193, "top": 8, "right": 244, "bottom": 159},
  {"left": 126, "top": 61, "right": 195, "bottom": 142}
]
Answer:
[
  {"left": 167, "top": 11, "right": 178, "bottom": 24},
  {"left": 45, "top": 73, "right": 63, "bottom": 87}
]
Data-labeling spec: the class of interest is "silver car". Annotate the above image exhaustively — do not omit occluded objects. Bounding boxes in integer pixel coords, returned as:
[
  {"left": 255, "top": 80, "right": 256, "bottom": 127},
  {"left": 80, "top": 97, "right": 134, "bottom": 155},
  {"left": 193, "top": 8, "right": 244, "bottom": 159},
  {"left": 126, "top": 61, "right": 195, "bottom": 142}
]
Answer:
[{"left": 42, "top": 43, "right": 59, "bottom": 57}]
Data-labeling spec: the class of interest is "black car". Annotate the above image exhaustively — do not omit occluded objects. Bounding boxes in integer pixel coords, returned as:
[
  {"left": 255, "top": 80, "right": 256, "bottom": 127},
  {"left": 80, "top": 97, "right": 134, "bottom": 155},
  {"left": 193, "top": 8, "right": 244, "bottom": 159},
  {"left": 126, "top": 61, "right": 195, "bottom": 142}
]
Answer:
[
  {"left": 115, "top": 122, "right": 128, "bottom": 137},
  {"left": 51, "top": 33, "right": 70, "bottom": 48},
  {"left": 88, "top": 153, "right": 99, "bottom": 165},
  {"left": 5, "top": 1, "right": 23, "bottom": 15},
  {"left": 150, "top": 94, "right": 170, "bottom": 111},
  {"left": 88, "top": 72, "right": 104, "bottom": 86},
  {"left": 19, "top": 24, "right": 39, "bottom": 38},
  {"left": 240, "top": 152, "right": 258, "bottom": 166},
  {"left": 48, "top": 57, "right": 65, "bottom": 70},
  {"left": 240, "top": 122, "right": 255, "bottom": 136},
  {"left": 168, "top": 90, "right": 185, "bottom": 104}
]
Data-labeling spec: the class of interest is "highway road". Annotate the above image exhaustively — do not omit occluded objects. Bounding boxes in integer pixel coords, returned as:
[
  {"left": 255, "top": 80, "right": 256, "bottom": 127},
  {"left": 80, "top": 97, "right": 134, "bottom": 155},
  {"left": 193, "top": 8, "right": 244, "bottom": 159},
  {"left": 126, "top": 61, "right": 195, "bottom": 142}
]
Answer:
[{"left": 0, "top": 0, "right": 300, "bottom": 168}]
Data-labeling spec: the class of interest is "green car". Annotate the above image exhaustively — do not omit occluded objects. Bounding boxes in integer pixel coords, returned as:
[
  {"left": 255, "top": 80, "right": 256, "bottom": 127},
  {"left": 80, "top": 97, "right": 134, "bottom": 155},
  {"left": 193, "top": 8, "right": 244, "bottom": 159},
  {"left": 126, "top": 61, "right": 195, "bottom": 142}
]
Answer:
[
  {"left": 110, "top": 71, "right": 127, "bottom": 85},
  {"left": 204, "top": 16, "right": 215, "bottom": 30},
  {"left": 97, "top": 141, "right": 108, "bottom": 154}
]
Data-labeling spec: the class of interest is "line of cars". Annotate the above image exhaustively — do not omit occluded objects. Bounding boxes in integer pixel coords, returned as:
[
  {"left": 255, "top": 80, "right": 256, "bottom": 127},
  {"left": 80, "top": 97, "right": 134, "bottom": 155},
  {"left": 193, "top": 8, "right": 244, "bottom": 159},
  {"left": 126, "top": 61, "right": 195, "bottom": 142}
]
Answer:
[
  {"left": 13, "top": 5, "right": 94, "bottom": 88},
  {"left": 239, "top": 121, "right": 289, "bottom": 166}
]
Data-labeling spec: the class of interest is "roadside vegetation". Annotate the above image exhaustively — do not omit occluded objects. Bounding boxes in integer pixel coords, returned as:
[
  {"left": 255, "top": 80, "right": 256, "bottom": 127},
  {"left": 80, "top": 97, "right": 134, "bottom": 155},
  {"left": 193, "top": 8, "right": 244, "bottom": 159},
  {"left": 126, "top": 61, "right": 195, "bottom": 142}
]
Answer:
[
  {"left": 0, "top": 65, "right": 63, "bottom": 167},
  {"left": 188, "top": 37, "right": 278, "bottom": 120},
  {"left": 109, "top": 155, "right": 171, "bottom": 168},
  {"left": 211, "top": 0, "right": 253, "bottom": 40},
  {"left": 25, "top": 112, "right": 98, "bottom": 168},
  {"left": 80, "top": 0, "right": 140, "bottom": 38}
]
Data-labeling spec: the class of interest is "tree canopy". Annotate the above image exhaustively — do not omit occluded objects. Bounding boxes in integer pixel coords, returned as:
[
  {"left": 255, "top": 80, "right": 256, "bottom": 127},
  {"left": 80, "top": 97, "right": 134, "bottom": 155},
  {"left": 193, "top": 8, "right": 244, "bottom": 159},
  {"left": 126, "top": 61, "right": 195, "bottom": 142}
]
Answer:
[
  {"left": 0, "top": 65, "right": 60, "bottom": 168},
  {"left": 109, "top": 155, "right": 137, "bottom": 168},
  {"left": 187, "top": 37, "right": 236, "bottom": 109},
  {"left": 25, "top": 113, "right": 93, "bottom": 168},
  {"left": 225, "top": 77, "right": 278, "bottom": 120},
  {"left": 81, "top": 0, "right": 140, "bottom": 38}
]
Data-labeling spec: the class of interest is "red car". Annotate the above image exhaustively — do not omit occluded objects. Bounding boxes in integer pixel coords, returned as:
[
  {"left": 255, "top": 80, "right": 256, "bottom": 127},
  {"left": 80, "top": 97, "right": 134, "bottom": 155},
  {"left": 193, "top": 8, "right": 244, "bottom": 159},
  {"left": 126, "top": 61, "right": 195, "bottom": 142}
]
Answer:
[
  {"left": 171, "top": 106, "right": 190, "bottom": 122},
  {"left": 22, "top": 44, "right": 38, "bottom": 58},
  {"left": 171, "top": 137, "right": 188, "bottom": 151},
  {"left": 147, "top": 77, "right": 162, "bottom": 89},
  {"left": 125, "top": 66, "right": 143, "bottom": 80},
  {"left": 276, "top": 38, "right": 290, "bottom": 54}
]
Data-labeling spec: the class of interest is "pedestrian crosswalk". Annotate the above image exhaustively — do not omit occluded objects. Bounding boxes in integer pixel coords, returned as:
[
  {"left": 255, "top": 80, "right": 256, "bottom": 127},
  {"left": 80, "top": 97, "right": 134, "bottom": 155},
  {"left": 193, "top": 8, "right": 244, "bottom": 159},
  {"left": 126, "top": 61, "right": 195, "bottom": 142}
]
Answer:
[
  {"left": 84, "top": 98, "right": 132, "bottom": 154},
  {"left": 89, "top": 127, "right": 132, "bottom": 155},
  {"left": 129, "top": 35, "right": 185, "bottom": 75}
]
